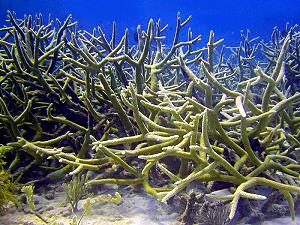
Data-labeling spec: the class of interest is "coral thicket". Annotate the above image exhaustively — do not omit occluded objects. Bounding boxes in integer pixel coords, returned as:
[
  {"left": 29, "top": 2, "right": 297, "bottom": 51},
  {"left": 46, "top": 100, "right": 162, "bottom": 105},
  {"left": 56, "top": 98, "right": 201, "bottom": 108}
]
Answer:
[{"left": 0, "top": 11, "right": 299, "bottom": 221}]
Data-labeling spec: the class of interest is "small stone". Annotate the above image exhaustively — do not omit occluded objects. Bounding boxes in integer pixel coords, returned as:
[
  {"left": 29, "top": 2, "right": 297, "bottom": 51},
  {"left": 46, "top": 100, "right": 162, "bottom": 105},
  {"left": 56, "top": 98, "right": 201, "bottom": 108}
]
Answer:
[
  {"left": 20, "top": 194, "right": 27, "bottom": 204},
  {"left": 7, "top": 206, "right": 17, "bottom": 214},
  {"left": 55, "top": 185, "right": 64, "bottom": 192},
  {"left": 48, "top": 184, "right": 56, "bottom": 190},
  {"left": 33, "top": 195, "right": 44, "bottom": 205},
  {"left": 87, "top": 171, "right": 97, "bottom": 179},
  {"left": 61, "top": 209, "right": 72, "bottom": 217},
  {"left": 38, "top": 208, "right": 45, "bottom": 214},
  {"left": 35, "top": 205, "right": 43, "bottom": 212},
  {"left": 45, "top": 191, "right": 55, "bottom": 200},
  {"left": 45, "top": 205, "right": 55, "bottom": 211},
  {"left": 23, "top": 207, "right": 31, "bottom": 214}
]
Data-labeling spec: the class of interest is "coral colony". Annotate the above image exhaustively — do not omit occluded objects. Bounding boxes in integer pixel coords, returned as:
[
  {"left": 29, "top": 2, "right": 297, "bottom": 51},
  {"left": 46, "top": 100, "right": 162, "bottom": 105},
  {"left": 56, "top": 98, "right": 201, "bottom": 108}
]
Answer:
[{"left": 0, "top": 11, "right": 300, "bottom": 222}]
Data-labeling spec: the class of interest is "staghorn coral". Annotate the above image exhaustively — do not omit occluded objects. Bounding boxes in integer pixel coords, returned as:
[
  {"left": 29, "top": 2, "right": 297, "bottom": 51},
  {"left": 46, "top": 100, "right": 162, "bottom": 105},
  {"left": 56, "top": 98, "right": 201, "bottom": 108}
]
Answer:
[{"left": 0, "top": 11, "right": 300, "bottom": 223}]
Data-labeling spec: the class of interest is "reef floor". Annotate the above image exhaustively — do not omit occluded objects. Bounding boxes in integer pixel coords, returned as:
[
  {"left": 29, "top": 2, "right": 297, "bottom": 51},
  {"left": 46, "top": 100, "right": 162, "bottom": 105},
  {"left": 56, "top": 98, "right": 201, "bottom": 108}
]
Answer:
[
  {"left": 0, "top": 185, "right": 180, "bottom": 225},
  {"left": 0, "top": 183, "right": 299, "bottom": 225}
]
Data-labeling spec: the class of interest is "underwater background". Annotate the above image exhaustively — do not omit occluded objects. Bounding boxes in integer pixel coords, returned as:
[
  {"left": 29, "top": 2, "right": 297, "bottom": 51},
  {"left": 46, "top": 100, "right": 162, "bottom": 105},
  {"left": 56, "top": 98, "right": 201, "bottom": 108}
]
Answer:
[
  {"left": 1, "top": 0, "right": 300, "bottom": 224},
  {"left": 1, "top": 0, "right": 300, "bottom": 45}
]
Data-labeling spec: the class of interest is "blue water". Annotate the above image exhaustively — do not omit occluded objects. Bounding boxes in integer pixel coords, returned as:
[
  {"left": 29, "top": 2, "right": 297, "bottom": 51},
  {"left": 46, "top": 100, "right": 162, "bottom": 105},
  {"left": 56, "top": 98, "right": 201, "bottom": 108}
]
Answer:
[{"left": 0, "top": 0, "right": 299, "bottom": 45}]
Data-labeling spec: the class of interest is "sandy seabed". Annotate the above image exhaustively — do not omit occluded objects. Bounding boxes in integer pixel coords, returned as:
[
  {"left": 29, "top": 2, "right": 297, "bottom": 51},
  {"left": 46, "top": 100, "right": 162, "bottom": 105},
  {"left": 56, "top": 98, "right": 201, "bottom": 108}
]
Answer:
[{"left": 0, "top": 186, "right": 299, "bottom": 225}]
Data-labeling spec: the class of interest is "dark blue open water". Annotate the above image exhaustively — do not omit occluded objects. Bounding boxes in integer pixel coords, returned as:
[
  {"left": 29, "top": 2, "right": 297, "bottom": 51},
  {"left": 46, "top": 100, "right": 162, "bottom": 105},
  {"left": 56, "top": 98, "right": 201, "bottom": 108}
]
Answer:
[{"left": 0, "top": 0, "right": 299, "bottom": 46}]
